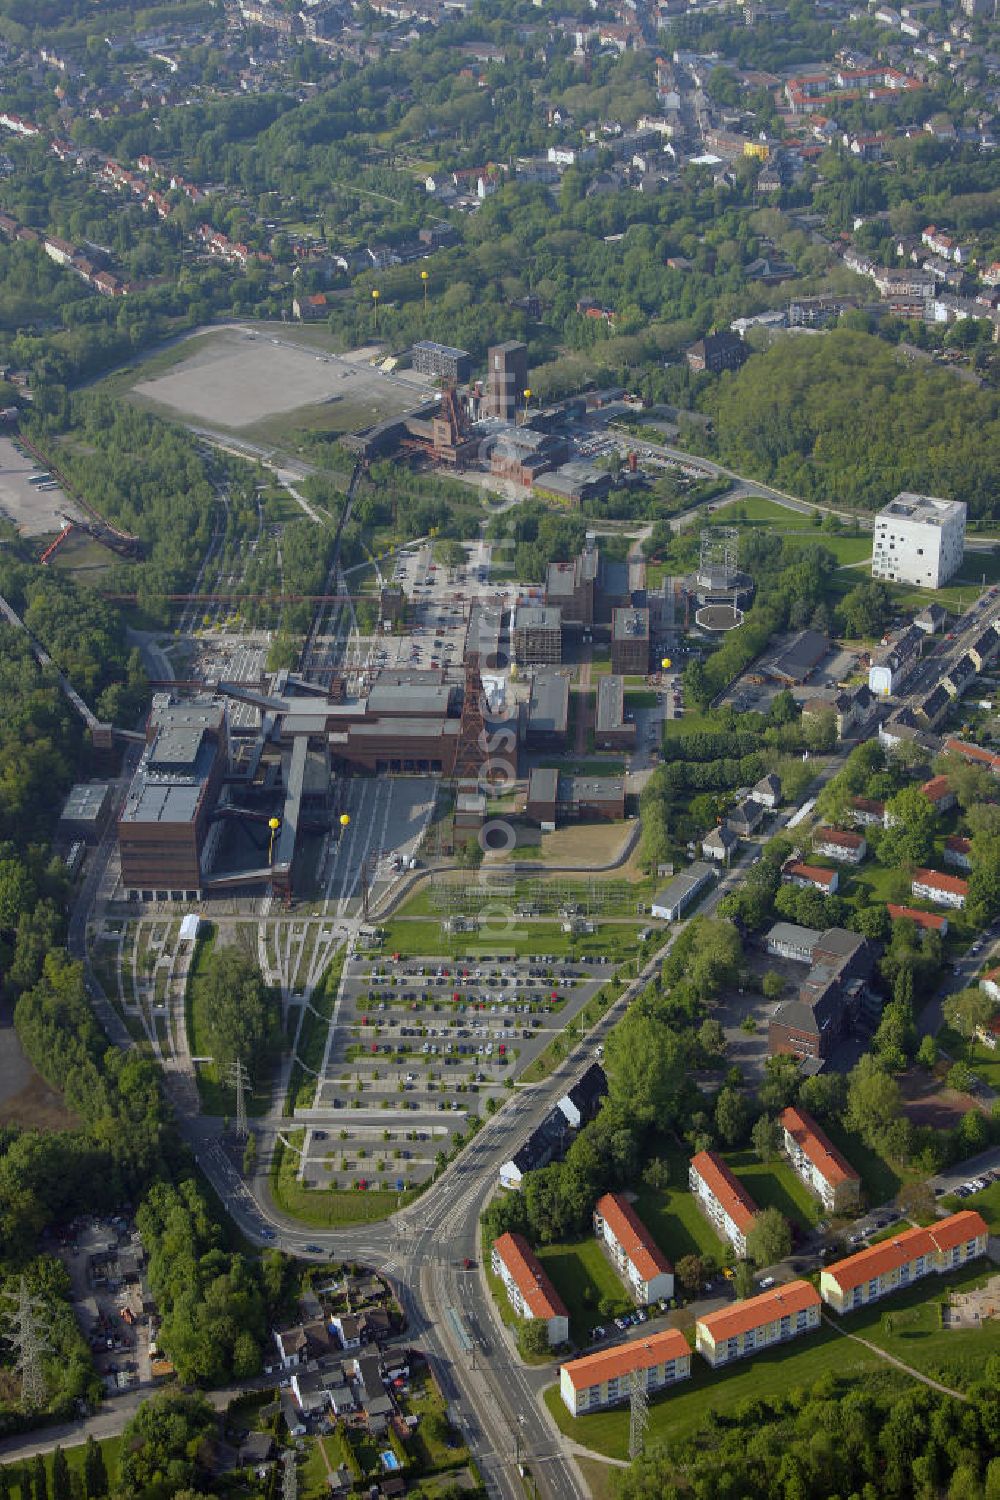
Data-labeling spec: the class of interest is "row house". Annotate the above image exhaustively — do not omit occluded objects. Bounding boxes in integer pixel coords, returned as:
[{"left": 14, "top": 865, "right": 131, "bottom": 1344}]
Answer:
[
  {"left": 559, "top": 1329, "right": 691, "bottom": 1416},
  {"left": 593, "top": 1193, "right": 674, "bottom": 1305},
  {"left": 779, "top": 1106, "right": 861, "bottom": 1214},
  {"left": 491, "top": 1233, "right": 569, "bottom": 1347},
  {"left": 921, "top": 225, "right": 972, "bottom": 264},
  {"left": 689, "top": 1150, "right": 758, "bottom": 1257},
  {"left": 696, "top": 1281, "right": 821, "bottom": 1367},
  {"left": 887, "top": 903, "right": 949, "bottom": 936},
  {"left": 0, "top": 113, "right": 40, "bottom": 137},
  {"left": 812, "top": 827, "right": 867, "bottom": 865},
  {"left": 945, "top": 835, "right": 973, "bottom": 872},
  {"left": 911, "top": 868, "right": 968, "bottom": 910},
  {"left": 198, "top": 224, "right": 251, "bottom": 266},
  {"left": 821, "top": 1211, "right": 989, "bottom": 1313},
  {"left": 944, "top": 738, "right": 1000, "bottom": 775},
  {"left": 782, "top": 860, "right": 839, "bottom": 895}
]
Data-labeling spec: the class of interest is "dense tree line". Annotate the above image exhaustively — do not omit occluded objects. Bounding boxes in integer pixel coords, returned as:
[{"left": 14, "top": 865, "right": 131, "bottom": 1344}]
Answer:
[
  {"left": 618, "top": 1367, "right": 1000, "bottom": 1500},
  {"left": 196, "top": 944, "right": 279, "bottom": 1082},
  {"left": 701, "top": 332, "right": 1000, "bottom": 518}
]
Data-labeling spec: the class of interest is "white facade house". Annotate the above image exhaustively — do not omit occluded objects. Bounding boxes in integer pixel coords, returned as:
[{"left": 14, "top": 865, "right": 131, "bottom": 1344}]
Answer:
[
  {"left": 911, "top": 867, "right": 968, "bottom": 909},
  {"left": 491, "top": 1233, "right": 569, "bottom": 1347},
  {"left": 871, "top": 492, "right": 966, "bottom": 589},
  {"left": 689, "top": 1150, "right": 758, "bottom": 1258},
  {"left": 593, "top": 1193, "right": 674, "bottom": 1305}
]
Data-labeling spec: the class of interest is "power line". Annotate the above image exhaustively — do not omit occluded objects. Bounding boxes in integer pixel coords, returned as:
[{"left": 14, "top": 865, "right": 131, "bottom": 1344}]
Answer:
[{"left": 3, "top": 1276, "right": 50, "bottom": 1411}]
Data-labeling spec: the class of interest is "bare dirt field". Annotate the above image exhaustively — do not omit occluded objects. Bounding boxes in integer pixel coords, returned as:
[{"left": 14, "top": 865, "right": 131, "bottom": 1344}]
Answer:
[
  {"left": 131, "top": 327, "right": 433, "bottom": 436},
  {"left": 900, "top": 1067, "right": 975, "bottom": 1129},
  {"left": 0, "top": 434, "right": 80, "bottom": 537}
]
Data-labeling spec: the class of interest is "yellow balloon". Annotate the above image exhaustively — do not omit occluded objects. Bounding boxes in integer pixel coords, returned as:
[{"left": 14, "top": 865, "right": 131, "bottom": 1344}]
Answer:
[
  {"left": 268, "top": 817, "right": 281, "bottom": 831},
  {"left": 339, "top": 814, "right": 351, "bottom": 828},
  {"left": 661, "top": 657, "right": 672, "bottom": 670}
]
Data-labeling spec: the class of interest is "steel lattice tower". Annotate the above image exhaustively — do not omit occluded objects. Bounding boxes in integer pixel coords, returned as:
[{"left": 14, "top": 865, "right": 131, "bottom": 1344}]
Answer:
[
  {"left": 3, "top": 1277, "right": 49, "bottom": 1410},
  {"left": 228, "top": 1059, "right": 251, "bottom": 1139},
  {"left": 628, "top": 1366, "right": 648, "bottom": 1460}
]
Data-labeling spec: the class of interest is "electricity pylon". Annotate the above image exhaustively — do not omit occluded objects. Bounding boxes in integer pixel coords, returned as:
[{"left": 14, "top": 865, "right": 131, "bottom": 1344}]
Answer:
[
  {"left": 228, "top": 1058, "right": 251, "bottom": 1140},
  {"left": 3, "top": 1277, "right": 50, "bottom": 1410}
]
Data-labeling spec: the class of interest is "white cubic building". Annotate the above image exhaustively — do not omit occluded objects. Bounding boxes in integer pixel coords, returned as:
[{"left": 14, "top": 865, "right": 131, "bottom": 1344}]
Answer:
[{"left": 871, "top": 493, "right": 966, "bottom": 590}]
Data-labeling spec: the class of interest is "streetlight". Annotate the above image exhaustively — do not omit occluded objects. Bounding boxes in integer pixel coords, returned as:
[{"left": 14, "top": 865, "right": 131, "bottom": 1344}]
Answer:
[
  {"left": 372, "top": 288, "right": 380, "bottom": 334},
  {"left": 268, "top": 817, "right": 281, "bottom": 863},
  {"left": 523, "top": 387, "right": 531, "bottom": 416},
  {"left": 421, "top": 269, "right": 429, "bottom": 309}
]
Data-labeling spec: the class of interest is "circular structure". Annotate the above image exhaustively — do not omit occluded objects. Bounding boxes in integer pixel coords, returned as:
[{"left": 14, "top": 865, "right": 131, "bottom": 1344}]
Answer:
[
  {"left": 268, "top": 816, "right": 281, "bottom": 831},
  {"left": 695, "top": 602, "right": 744, "bottom": 632},
  {"left": 340, "top": 813, "right": 351, "bottom": 828},
  {"left": 661, "top": 656, "right": 672, "bottom": 670}
]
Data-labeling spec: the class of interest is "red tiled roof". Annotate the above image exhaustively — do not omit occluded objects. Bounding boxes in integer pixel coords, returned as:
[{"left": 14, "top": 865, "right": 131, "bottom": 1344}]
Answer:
[
  {"left": 921, "top": 776, "right": 953, "bottom": 803},
  {"left": 945, "top": 738, "right": 1000, "bottom": 770},
  {"left": 887, "top": 904, "right": 947, "bottom": 931},
  {"left": 690, "top": 1150, "right": 758, "bottom": 1235},
  {"left": 824, "top": 1211, "right": 988, "bottom": 1291},
  {"left": 945, "top": 835, "right": 972, "bottom": 854},
  {"left": 851, "top": 797, "right": 885, "bottom": 815},
  {"left": 493, "top": 1233, "right": 568, "bottom": 1322},
  {"left": 815, "top": 827, "right": 865, "bottom": 849},
  {"left": 912, "top": 868, "right": 969, "bottom": 897},
  {"left": 560, "top": 1328, "right": 690, "bottom": 1390},
  {"left": 698, "top": 1280, "right": 820, "bottom": 1342},
  {"left": 595, "top": 1193, "right": 672, "bottom": 1284},
  {"left": 779, "top": 1106, "right": 859, "bottom": 1189},
  {"left": 785, "top": 861, "right": 837, "bottom": 887}
]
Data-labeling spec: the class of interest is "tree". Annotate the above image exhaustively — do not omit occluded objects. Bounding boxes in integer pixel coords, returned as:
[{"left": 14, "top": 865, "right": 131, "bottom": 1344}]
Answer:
[
  {"left": 198, "top": 944, "right": 277, "bottom": 1081},
  {"left": 943, "top": 988, "right": 994, "bottom": 1061},
  {"left": 603, "top": 1010, "right": 690, "bottom": 1129},
  {"left": 746, "top": 1207, "right": 792, "bottom": 1268},
  {"left": 697, "top": 1019, "right": 725, "bottom": 1061},
  {"left": 50, "top": 1453, "right": 69, "bottom": 1500},
  {"left": 732, "top": 1261, "right": 756, "bottom": 1299},
  {"left": 896, "top": 1180, "right": 935, "bottom": 1224},
  {"left": 761, "top": 971, "right": 784, "bottom": 1001},
  {"left": 879, "top": 786, "right": 939, "bottom": 867},
  {"left": 674, "top": 1255, "right": 706, "bottom": 1295},
  {"left": 750, "top": 1113, "right": 782, "bottom": 1163},
  {"left": 118, "top": 1391, "right": 215, "bottom": 1497},
  {"left": 83, "top": 1438, "right": 108, "bottom": 1500},
  {"left": 30, "top": 1459, "right": 46, "bottom": 1500},
  {"left": 714, "top": 1086, "right": 750, "bottom": 1147},
  {"left": 845, "top": 1054, "right": 903, "bottom": 1148},
  {"left": 758, "top": 1054, "right": 802, "bottom": 1113},
  {"left": 517, "top": 1319, "right": 551, "bottom": 1359},
  {"left": 916, "top": 1034, "right": 938, "bottom": 1071}
]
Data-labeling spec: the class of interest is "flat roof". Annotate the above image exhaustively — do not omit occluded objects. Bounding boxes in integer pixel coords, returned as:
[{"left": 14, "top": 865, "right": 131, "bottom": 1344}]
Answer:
[
  {"left": 149, "top": 725, "right": 204, "bottom": 771},
  {"left": 563, "top": 775, "right": 624, "bottom": 803},
  {"left": 367, "top": 684, "right": 452, "bottom": 715},
  {"left": 612, "top": 607, "right": 649, "bottom": 641},
  {"left": 527, "top": 767, "right": 559, "bottom": 802},
  {"left": 596, "top": 675, "right": 627, "bottom": 732},
  {"left": 412, "top": 340, "right": 470, "bottom": 359},
  {"left": 878, "top": 492, "right": 965, "bottom": 526},
  {"left": 527, "top": 672, "right": 569, "bottom": 733},
  {"left": 61, "top": 782, "right": 112, "bottom": 821},
  {"left": 515, "top": 604, "right": 561, "bottom": 630}
]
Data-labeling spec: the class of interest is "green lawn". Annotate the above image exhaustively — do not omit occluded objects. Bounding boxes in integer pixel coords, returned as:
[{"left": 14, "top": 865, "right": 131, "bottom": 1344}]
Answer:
[
  {"left": 941, "top": 1179, "right": 1000, "bottom": 1228},
  {"left": 727, "top": 1150, "right": 823, "bottom": 1231},
  {"left": 2, "top": 1437, "right": 124, "bottom": 1489},
  {"left": 840, "top": 1260, "right": 1000, "bottom": 1391},
  {"left": 936, "top": 1024, "right": 1000, "bottom": 1090},
  {"left": 821, "top": 1120, "right": 911, "bottom": 1206},
  {"left": 535, "top": 1237, "right": 632, "bottom": 1343},
  {"left": 544, "top": 1326, "right": 893, "bottom": 1458},
  {"left": 633, "top": 1152, "right": 730, "bottom": 1265}
]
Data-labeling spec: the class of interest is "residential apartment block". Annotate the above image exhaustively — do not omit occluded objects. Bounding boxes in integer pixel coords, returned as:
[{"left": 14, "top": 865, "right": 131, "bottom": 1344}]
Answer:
[
  {"left": 593, "top": 1193, "right": 674, "bottom": 1306},
  {"left": 491, "top": 1233, "right": 569, "bottom": 1346},
  {"left": 871, "top": 493, "right": 966, "bottom": 590},
  {"left": 696, "top": 1280, "right": 822, "bottom": 1367},
  {"left": 911, "top": 868, "right": 969, "bottom": 910},
  {"left": 559, "top": 1329, "right": 691, "bottom": 1416},
  {"left": 779, "top": 1106, "right": 861, "bottom": 1215},
  {"left": 782, "top": 860, "right": 839, "bottom": 894},
  {"left": 821, "top": 1211, "right": 989, "bottom": 1314},
  {"left": 812, "top": 827, "right": 867, "bottom": 864},
  {"left": 689, "top": 1150, "right": 758, "bottom": 1257}
]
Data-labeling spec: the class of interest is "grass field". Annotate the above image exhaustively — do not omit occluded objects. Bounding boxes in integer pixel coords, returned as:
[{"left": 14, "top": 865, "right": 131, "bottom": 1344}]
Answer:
[
  {"left": 840, "top": 1260, "right": 1000, "bottom": 1390},
  {"left": 0, "top": 1436, "right": 124, "bottom": 1488},
  {"left": 544, "top": 1326, "right": 894, "bottom": 1457},
  {"left": 633, "top": 1151, "right": 730, "bottom": 1265},
  {"left": 727, "top": 1150, "right": 823, "bottom": 1232},
  {"left": 535, "top": 1237, "right": 633, "bottom": 1342},
  {"left": 821, "top": 1119, "right": 914, "bottom": 1205},
  {"left": 937, "top": 1023, "right": 1000, "bottom": 1090},
  {"left": 941, "top": 1179, "right": 1000, "bottom": 1228}
]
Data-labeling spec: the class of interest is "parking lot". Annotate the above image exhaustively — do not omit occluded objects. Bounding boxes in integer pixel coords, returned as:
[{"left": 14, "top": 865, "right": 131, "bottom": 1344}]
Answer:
[{"left": 297, "top": 952, "right": 612, "bottom": 1187}]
